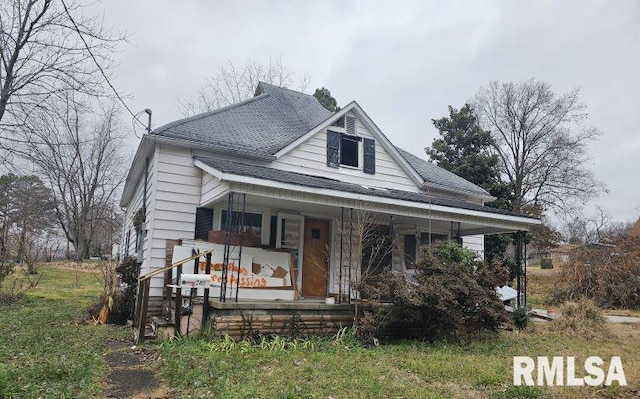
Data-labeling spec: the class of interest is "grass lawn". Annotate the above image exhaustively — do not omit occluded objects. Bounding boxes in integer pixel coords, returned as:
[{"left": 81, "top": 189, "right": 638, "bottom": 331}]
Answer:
[
  {"left": 158, "top": 323, "right": 640, "bottom": 399},
  {"left": 0, "top": 262, "right": 127, "bottom": 398},
  {"left": 1, "top": 261, "right": 638, "bottom": 398}
]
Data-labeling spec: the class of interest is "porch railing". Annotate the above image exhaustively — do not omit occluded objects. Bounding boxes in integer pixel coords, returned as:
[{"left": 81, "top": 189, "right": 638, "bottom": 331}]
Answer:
[{"left": 133, "top": 249, "right": 214, "bottom": 343}]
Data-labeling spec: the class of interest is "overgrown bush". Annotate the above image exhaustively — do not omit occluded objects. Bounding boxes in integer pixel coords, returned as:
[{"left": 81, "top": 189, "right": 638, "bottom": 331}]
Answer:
[
  {"left": 540, "top": 258, "right": 553, "bottom": 269},
  {"left": 0, "top": 260, "right": 17, "bottom": 302},
  {"left": 512, "top": 307, "right": 529, "bottom": 330},
  {"left": 88, "top": 256, "right": 139, "bottom": 324},
  {"left": 551, "top": 237, "right": 640, "bottom": 309},
  {"left": 110, "top": 256, "right": 140, "bottom": 324},
  {"left": 0, "top": 259, "right": 15, "bottom": 294},
  {"left": 550, "top": 298, "right": 609, "bottom": 339},
  {"left": 359, "top": 242, "right": 508, "bottom": 342}
]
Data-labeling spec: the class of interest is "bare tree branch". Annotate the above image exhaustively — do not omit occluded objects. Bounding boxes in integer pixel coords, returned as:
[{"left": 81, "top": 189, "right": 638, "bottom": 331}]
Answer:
[
  {"left": 474, "top": 79, "right": 606, "bottom": 214},
  {"left": 23, "top": 94, "right": 125, "bottom": 261},
  {"left": 0, "top": 0, "right": 126, "bottom": 164},
  {"left": 179, "top": 58, "right": 310, "bottom": 116}
]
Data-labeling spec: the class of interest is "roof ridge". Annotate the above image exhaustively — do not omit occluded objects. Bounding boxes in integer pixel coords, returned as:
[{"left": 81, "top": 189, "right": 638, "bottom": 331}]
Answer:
[
  {"left": 152, "top": 93, "right": 270, "bottom": 135},
  {"left": 257, "top": 81, "right": 313, "bottom": 96}
]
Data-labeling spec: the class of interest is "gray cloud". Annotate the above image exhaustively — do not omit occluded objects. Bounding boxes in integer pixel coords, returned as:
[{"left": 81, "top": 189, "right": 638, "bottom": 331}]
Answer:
[{"left": 93, "top": 0, "right": 640, "bottom": 222}]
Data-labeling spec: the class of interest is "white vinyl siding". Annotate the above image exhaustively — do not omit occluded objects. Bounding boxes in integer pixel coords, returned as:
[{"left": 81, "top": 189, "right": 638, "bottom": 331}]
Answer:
[
  {"left": 462, "top": 234, "right": 485, "bottom": 258},
  {"left": 273, "top": 113, "right": 420, "bottom": 192},
  {"left": 142, "top": 144, "right": 202, "bottom": 296},
  {"left": 201, "top": 172, "right": 230, "bottom": 206}
]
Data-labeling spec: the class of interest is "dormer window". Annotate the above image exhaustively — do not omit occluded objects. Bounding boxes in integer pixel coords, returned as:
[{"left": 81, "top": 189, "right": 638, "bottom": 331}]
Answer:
[
  {"left": 340, "top": 134, "right": 361, "bottom": 167},
  {"left": 326, "top": 119, "right": 376, "bottom": 174}
]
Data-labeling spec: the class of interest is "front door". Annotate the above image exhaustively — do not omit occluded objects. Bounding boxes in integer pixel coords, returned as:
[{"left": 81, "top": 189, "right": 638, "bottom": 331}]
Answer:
[{"left": 302, "top": 219, "right": 330, "bottom": 298}]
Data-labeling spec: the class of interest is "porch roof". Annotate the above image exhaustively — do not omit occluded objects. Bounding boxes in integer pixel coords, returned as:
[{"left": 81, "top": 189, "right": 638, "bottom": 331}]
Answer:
[{"left": 194, "top": 157, "right": 539, "bottom": 225}]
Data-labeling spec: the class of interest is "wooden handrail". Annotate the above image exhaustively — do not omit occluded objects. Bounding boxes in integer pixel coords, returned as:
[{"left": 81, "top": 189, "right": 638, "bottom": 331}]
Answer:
[
  {"left": 134, "top": 248, "right": 215, "bottom": 343},
  {"left": 138, "top": 249, "right": 215, "bottom": 282}
]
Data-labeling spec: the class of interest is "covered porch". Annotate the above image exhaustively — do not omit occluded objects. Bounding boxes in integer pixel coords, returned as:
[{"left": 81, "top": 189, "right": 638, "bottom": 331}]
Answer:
[
  {"left": 136, "top": 160, "right": 539, "bottom": 340},
  {"left": 192, "top": 178, "right": 537, "bottom": 304}
]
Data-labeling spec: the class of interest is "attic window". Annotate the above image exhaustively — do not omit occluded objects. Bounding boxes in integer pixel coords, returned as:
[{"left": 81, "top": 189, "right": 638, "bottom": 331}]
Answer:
[
  {"left": 340, "top": 134, "right": 360, "bottom": 167},
  {"left": 331, "top": 116, "right": 345, "bottom": 128},
  {"left": 327, "top": 130, "right": 376, "bottom": 174}
]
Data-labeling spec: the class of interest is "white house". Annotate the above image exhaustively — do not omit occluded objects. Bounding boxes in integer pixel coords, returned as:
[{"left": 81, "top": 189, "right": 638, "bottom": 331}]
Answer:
[{"left": 120, "top": 82, "right": 539, "bottom": 313}]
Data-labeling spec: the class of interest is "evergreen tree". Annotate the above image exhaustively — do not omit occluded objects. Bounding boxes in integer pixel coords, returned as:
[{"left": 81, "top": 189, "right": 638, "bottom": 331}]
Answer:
[
  {"left": 426, "top": 104, "right": 512, "bottom": 266},
  {"left": 313, "top": 87, "right": 340, "bottom": 112}
]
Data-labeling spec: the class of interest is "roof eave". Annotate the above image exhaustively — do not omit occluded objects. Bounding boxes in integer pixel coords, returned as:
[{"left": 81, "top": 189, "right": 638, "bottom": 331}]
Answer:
[
  {"left": 195, "top": 168, "right": 541, "bottom": 229},
  {"left": 120, "top": 135, "right": 154, "bottom": 208},
  {"left": 152, "top": 134, "right": 276, "bottom": 161},
  {"left": 420, "top": 182, "right": 494, "bottom": 203}
]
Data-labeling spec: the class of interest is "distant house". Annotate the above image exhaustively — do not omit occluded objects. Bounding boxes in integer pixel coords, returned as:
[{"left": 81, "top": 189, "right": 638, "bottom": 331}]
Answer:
[
  {"left": 528, "top": 244, "right": 580, "bottom": 266},
  {"left": 119, "top": 83, "right": 539, "bottom": 333}
]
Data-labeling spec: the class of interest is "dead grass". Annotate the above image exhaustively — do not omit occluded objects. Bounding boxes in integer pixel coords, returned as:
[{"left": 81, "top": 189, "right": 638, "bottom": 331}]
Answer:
[
  {"left": 550, "top": 298, "right": 610, "bottom": 339},
  {"left": 526, "top": 265, "right": 559, "bottom": 308}
]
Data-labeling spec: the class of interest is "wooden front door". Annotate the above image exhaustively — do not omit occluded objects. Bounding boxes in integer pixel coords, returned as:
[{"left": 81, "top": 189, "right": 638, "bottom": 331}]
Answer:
[{"left": 302, "top": 219, "right": 330, "bottom": 298}]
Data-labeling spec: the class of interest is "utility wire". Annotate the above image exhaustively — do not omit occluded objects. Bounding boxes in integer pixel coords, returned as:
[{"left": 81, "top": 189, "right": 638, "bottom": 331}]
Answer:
[{"left": 60, "top": 0, "right": 148, "bottom": 133}]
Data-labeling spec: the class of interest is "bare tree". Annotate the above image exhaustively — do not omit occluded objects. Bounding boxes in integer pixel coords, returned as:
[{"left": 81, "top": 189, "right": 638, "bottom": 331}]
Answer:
[
  {"left": 179, "top": 58, "right": 310, "bottom": 116},
  {"left": 0, "top": 0, "right": 125, "bottom": 160},
  {"left": 474, "top": 79, "right": 605, "bottom": 214},
  {"left": 24, "top": 95, "right": 125, "bottom": 261},
  {"left": 563, "top": 206, "right": 633, "bottom": 244}
]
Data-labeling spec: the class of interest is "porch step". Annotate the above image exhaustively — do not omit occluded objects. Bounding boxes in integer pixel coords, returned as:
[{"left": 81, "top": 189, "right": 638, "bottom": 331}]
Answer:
[
  {"left": 132, "top": 316, "right": 177, "bottom": 342},
  {"left": 132, "top": 322, "right": 157, "bottom": 342}
]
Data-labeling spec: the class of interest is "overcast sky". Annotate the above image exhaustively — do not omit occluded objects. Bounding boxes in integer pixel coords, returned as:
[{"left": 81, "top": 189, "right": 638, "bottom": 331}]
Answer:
[{"left": 93, "top": 0, "right": 640, "bottom": 224}]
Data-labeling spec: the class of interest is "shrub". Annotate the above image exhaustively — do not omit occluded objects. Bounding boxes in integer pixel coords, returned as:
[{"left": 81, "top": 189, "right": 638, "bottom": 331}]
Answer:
[
  {"left": 88, "top": 256, "right": 139, "bottom": 324},
  {"left": 540, "top": 258, "right": 553, "bottom": 269},
  {"left": 551, "top": 237, "right": 640, "bottom": 309},
  {"left": 360, "top": 241, "right": 508, "bottom": 342},
  {"left": 110, "top": 256, "right": 140, "bottom": 324},
  {"left": 0, "top": 259, "right": 15, "bottom": 301},
  {"left": 512, "top": 307, "right": 529, "bottom": 330},
  {"left": 550, "top": 298, "right": 609, "bottom": 339}
]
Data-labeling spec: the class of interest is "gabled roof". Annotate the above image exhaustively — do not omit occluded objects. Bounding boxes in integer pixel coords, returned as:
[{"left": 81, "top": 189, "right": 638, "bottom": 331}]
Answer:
[
  {"left": 274, "top": 101, "right": 426, "bottom": 187},
  {"left": 395, "top": 147, "right": 491, "bottom": 198},
  {"left": 194, "top": 157, "right": 531, "bottom": 220},
  {"left": 151, "top": 82, "right": 331, "bottom": 157},
  {"left": 130, "top": 82, "right": 489, "bottom": 203}
]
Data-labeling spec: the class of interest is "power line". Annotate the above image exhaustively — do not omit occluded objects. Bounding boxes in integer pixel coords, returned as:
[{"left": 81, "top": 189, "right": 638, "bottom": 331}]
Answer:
[{"left": 60, "top": 0, "right": 148, "bottom": 133}]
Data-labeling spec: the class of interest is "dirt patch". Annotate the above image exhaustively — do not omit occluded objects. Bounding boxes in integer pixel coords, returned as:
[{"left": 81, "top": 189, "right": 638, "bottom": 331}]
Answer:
[{"left": 104, "top": 339, "right": 169, "bottom": 398}]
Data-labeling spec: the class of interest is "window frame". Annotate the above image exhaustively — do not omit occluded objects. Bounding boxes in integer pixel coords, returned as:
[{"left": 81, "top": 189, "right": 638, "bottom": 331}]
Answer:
[
  {"left": 339, "top": 133, "right": 362, "bottom": 168},
  {"left": 401, "top": 229, "right": 450, "bottom": 271}
]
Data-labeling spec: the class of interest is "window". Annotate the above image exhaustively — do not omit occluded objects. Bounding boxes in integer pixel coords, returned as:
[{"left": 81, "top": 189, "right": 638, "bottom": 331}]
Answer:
[
  {"left": 403, "top": 232, "right": 449, "bottom": 269},
  {"left": 220, "top": 210, "right": 262, "bottom": 237},
  {"left": 340, "top": 134, "right": 360, "bottom": 167},
  {"left": 419, "top": 232, "right": 448, "bottom": 246},
  {"left": 403, "top": 234, "right": 417, "bottom": 269},
  {"left": 326, "top": 118, "right": 375, "bottom": 174}
]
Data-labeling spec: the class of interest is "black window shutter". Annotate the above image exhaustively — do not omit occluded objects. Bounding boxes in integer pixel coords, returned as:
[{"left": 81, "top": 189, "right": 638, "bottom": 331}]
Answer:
[
  {"left": 363, "top": 138, "right": 376, "bottom": 174},
  {"left": 326, "top": 130, "right": 340, "bottom": 168},
  {"left": 194, "top": 207, "right": 213, "bottom": 240}
]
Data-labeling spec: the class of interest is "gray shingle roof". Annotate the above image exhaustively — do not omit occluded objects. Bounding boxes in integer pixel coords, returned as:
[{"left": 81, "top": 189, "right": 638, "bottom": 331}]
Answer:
[
  {"left": 152, "top": 82, "right": 489, "bottom": 199},
  {"left": 195, "top": 157, "right": 528, "bottom": 219},
  {"left": 395, "top": 147, "right": 491, "bottom": 198},
  {"left": 152, "top": 82, "right": 332, "bottom": 156}
]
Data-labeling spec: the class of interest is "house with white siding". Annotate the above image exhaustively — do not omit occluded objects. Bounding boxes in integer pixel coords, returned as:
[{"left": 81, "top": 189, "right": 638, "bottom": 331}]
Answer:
[{"left": 120, "top": 82, "right": 539, "bottom": 335}]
